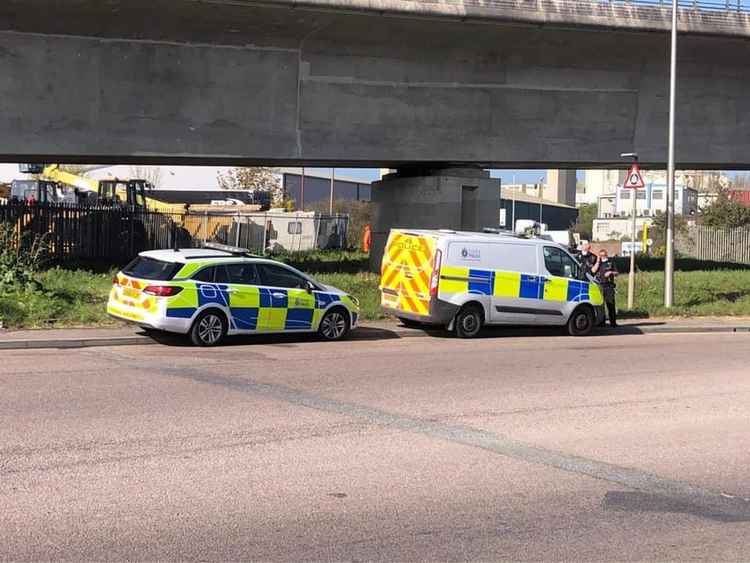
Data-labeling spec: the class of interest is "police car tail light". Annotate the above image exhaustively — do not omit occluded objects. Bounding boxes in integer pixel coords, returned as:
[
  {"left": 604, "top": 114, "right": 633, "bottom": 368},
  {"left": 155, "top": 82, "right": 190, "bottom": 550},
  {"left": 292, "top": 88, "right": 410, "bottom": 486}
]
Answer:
[
  {"left": 143, "top": 285, "right": 183, "bottom": 297},
  {"left": 112, "top": 276, "right": 120, "bottom": 286},
  {"left": 430, "top": 250, "right": 442, "bottom": 297}
]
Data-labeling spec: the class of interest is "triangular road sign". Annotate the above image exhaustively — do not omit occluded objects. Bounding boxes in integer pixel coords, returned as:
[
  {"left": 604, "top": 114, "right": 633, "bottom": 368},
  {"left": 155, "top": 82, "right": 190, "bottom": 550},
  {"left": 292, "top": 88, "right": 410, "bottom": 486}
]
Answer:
[{"left": 624, "top": 163, "right": 646, "bottom": 189}]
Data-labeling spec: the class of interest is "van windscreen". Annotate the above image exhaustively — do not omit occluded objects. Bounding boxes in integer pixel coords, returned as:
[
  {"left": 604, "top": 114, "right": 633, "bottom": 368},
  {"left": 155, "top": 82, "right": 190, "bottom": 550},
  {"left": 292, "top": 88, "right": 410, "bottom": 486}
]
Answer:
[{"left": 122, "top": 257, "right": 181, "bottom": 281}]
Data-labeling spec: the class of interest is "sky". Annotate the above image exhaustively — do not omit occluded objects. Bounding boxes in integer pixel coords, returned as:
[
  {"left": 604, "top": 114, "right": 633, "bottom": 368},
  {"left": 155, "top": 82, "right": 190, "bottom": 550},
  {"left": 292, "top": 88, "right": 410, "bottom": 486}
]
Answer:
[
  {"left": 1, "top": 164, "right": 740, "bottom": 189},
  {"left": 1, "top": 164, "right": 555, "bottom": 187}
]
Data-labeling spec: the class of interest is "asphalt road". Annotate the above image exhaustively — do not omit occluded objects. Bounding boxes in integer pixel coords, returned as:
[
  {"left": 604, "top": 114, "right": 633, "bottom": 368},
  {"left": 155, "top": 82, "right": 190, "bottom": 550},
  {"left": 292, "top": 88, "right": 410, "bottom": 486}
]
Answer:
[{"left": 2, "top": 330, "right": 750, "bottom": 561}]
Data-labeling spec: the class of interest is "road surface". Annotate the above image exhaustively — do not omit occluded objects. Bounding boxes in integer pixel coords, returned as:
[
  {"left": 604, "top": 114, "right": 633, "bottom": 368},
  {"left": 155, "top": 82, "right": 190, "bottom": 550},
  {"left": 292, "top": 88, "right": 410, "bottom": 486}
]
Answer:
[{"left": 1, "top": 330, "right": 750, "bottom": 560}]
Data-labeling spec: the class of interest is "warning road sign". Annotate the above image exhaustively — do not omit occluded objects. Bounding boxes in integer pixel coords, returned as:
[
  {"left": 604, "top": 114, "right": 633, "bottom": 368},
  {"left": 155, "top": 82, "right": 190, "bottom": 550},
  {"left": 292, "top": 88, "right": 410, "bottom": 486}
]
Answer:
[{"left": 624, "top": 163, "right": 645, "bottom": 189}]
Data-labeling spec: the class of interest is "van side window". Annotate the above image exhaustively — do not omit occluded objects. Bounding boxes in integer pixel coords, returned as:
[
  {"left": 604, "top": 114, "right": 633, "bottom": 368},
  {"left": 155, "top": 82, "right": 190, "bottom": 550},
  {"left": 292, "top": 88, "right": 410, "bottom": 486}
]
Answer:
[{"left": 543, "top": 247, "right": 579, "bottom": 279}]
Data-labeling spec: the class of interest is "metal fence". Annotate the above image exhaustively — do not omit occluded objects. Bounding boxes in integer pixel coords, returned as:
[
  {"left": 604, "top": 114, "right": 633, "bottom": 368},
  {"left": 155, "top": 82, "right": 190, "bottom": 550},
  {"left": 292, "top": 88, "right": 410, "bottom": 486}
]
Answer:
[
  {"left": 0, "top": 202, "right": 349, "bottom": 263},
  {"left": 679, "top": 225, "right": 750, "bottom": 263}
]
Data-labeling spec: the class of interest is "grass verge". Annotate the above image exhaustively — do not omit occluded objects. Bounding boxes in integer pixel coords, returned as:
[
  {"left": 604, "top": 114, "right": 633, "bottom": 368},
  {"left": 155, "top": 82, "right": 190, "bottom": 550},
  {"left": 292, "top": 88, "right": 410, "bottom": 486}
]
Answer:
[
  {"left": 0, "top": 268, "right": 115, "bottom": 329},
  {"left": 617, "top": 270, "right": 750, "bottom": 318},
  {"left": 3, "top": 261, "right": 750, "bottom": 329}
]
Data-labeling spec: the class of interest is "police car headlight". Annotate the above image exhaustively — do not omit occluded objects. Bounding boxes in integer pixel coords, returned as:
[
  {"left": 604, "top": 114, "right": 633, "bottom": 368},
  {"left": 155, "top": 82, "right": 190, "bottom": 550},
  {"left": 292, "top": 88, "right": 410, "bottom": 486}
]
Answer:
[{"left": 348, "top": 295, "right": 360, "bottom": 307}]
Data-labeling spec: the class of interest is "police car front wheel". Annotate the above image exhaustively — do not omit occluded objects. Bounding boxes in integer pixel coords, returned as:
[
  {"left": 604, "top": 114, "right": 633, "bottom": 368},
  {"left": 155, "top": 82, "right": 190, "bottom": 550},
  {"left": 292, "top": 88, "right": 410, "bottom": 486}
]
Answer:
[
  {"left": 190, "top": 310, "right": 228, "bottom": 347},
  {"left": 319, "top": 308, "right": 350, "bottom": 341}
]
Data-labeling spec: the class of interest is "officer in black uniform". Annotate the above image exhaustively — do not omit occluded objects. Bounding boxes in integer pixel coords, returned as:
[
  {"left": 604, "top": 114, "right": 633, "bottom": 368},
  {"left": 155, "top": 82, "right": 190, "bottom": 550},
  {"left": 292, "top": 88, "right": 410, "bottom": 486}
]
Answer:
[
  {"left": 592, "top": 248, "right": 618, "bottom": 327},
  {"left": 577, "top": 242, "right": 598, "bottom": 280}
]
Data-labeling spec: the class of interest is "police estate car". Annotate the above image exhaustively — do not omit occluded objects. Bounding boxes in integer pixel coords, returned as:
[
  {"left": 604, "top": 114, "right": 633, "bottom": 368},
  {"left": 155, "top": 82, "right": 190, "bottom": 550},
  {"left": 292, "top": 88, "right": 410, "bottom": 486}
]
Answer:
[{"left": 107, "top": 244, "right": 359, "bottom": 346}]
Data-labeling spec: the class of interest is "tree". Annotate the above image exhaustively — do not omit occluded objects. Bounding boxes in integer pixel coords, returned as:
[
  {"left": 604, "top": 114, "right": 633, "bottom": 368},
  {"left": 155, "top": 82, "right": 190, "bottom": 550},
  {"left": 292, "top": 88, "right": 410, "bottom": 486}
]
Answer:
[
  {"left": 58, "top": 164, "right": 92, "bottom": 176},
  {"left": 129, "top": 166, "right": 163, "bottom": 189},
  {"left": 700, "top": 194, "right": 750, "bottom": 229},
  {"left": 309, "top": 199, "right": 372, "bottom": 249},
  {"left": 216, "top": 167, "right": 282, "bottom": 204},
  {"left": 732, "top": 172, "right": 750, "bottom": 191},
  {"left": 650, "top": 211, "right": 689, "bottom": 256},
  {"left": 573, "top": 203, "right": 597, "bottom": 240}
]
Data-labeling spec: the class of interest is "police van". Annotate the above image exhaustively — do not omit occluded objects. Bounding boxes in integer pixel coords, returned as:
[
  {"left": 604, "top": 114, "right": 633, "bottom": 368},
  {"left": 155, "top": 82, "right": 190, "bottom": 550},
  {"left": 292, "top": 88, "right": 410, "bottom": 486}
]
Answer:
[{"left": 380, "top": 229, "right": 604, "bottom": 337}]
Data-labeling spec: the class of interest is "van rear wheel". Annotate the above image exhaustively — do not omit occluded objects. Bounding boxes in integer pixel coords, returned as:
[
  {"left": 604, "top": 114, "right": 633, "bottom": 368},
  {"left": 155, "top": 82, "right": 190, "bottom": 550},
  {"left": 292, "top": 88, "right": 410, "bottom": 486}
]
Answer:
[
  {"left": 567, "top": 307, "right": 594, "bottom": 336},
  {"left": 454, "top": 305, "right": 483, "bottom": 338}
]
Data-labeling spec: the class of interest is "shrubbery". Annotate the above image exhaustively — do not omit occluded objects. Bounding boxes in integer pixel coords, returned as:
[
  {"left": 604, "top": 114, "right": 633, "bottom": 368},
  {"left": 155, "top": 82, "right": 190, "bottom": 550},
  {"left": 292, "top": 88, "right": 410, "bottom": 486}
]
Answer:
[{"left": 0, "top": 224, "right": 48, "bottom": 292}]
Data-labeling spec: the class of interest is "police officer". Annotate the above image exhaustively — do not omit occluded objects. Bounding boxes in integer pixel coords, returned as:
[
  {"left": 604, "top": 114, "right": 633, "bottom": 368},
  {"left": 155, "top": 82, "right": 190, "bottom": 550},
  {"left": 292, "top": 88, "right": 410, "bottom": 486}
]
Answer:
[
  {"left": 578, "top": 242, "right": 598, "bottom": 280},
  {"left": 592, "top": 249, "right": 618, "bottom": 327}
]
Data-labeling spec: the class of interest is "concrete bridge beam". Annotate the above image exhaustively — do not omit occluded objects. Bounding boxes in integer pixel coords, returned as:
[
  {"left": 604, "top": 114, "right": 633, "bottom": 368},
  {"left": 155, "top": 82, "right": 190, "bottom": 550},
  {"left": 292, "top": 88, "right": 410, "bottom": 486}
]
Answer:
[{"left": 0, "top": 4, "right": 749, "bottom": 167}]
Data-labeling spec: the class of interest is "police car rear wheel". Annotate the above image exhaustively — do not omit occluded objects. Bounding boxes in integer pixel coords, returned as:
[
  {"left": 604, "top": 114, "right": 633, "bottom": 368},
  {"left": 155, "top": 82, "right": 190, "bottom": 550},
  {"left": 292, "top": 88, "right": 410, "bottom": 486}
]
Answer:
[
  {"left": 568, "top": 307, "right": 594, "bottom": 337},
  {"left": 190, "top": 310, "right": 227, "bottom": 347},
  {"left": 319, "top": 309, "right": 350, "bottom": 341},
  {"left": 454, "top": 305, "right": 483, "bottom": 339}
]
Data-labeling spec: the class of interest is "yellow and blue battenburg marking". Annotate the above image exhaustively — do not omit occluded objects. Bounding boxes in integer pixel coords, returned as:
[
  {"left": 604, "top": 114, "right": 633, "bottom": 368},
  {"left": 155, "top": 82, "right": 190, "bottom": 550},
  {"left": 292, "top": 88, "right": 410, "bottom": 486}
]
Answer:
[
  {"left": 163, "top": 283, "right": 344, "bottom": 331},
  {"left": 439, "top": 267, "right": 603, "bottom": 305}
]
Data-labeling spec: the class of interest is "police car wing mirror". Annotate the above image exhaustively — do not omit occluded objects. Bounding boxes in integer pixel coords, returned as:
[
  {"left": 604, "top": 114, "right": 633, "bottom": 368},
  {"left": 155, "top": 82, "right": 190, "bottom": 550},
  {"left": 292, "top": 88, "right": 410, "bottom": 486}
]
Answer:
[{"left": 305, "top": 280, "right": 315, "bottom": 294}]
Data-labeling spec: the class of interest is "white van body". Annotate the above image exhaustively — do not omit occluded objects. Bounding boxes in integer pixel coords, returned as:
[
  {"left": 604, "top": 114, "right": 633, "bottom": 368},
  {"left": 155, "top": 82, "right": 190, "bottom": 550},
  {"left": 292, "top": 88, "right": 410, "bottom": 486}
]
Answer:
[{"left": 380, "top": 229, "right": 605, "bottom": 336}]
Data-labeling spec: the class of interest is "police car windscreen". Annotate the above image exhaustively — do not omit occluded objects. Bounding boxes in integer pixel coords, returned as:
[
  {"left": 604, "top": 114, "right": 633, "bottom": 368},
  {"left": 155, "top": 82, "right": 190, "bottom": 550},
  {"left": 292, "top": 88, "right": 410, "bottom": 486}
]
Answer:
[{"left": 122, "top": 257, "right": 181, "bottom": 281}]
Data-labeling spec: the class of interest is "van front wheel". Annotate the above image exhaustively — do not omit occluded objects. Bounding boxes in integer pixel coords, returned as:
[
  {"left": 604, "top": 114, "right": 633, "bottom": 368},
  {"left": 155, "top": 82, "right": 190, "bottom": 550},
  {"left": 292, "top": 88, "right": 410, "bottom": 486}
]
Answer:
[
  {"left": 454, "top": 305, "right": 483, "bottom": 338},
  {"left": 567, "top": 307, "right": 594, "bottom": 337}
]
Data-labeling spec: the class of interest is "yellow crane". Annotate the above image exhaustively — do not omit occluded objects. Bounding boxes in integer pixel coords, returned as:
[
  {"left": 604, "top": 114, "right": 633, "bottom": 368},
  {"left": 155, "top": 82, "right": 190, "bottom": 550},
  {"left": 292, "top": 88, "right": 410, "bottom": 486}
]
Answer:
[{"left": 22, "top": 164, "right": 184, "bottom": 213}]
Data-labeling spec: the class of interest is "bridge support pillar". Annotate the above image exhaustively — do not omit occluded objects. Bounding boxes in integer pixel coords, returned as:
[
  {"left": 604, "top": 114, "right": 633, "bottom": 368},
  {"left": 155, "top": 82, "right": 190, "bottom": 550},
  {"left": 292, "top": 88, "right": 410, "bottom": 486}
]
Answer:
[{"left": 370, "top": 167, "right": 500, "bottom": 270}]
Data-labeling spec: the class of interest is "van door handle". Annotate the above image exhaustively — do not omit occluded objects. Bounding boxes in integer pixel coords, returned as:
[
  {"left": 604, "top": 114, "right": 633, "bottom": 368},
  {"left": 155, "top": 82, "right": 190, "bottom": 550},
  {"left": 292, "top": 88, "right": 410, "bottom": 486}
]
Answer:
[{"left": 272, "top": 292, "right": 286, "bottom": 299}]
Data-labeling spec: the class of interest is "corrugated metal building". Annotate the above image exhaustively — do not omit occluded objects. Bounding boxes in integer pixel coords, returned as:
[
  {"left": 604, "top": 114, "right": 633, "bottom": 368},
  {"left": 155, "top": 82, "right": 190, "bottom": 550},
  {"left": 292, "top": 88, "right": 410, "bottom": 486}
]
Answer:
[{"left": 281, "top": 171, "right": 371, "bottom": 208}]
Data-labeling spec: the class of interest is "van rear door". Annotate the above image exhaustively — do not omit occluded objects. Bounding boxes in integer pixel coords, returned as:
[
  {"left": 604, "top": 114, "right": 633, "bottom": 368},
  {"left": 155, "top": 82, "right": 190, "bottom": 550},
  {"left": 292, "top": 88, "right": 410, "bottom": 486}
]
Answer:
[{"left": 380, "top": 230, "right": 436, "bottom": 317}]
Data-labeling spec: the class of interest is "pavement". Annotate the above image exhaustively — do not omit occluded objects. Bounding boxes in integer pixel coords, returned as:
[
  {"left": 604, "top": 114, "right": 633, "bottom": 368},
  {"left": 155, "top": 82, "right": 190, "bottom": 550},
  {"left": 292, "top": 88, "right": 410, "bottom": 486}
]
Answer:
[
  {"left": 1, "top": 317, "right": 750, "bottom": 349},
  {"left": 1, "top": 332, "right": 750, "bottom": 560}
]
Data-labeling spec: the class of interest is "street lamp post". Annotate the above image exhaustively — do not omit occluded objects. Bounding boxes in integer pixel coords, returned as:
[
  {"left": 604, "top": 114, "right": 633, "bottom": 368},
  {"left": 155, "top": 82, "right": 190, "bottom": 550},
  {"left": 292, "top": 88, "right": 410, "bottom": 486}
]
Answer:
[
  {"left": 664, "top": 0, "right": 679, "bottom": 308},
  {"left": 621, "top": 152, "right": 640, "bottom": 311}
]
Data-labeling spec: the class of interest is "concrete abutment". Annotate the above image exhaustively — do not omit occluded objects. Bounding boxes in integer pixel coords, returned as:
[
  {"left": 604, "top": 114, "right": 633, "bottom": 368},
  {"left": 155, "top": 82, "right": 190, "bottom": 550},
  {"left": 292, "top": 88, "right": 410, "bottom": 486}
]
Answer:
[{"left": 370, "top": 167, "right": 500, "bottom": 270}]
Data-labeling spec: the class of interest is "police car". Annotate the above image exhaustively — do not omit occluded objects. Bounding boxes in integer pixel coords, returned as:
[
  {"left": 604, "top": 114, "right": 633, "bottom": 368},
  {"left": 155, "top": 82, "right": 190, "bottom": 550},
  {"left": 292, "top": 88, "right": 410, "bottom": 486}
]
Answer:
[{"left": 107, "top": 243, "right": 359, "bottom": 346}]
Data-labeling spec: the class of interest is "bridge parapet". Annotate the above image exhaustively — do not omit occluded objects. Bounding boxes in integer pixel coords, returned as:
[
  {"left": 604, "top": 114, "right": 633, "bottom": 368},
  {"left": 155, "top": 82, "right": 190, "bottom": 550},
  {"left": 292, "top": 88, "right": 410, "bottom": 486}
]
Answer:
[{"left": 261, "top": 0, "right": 750, "bottom": 36}]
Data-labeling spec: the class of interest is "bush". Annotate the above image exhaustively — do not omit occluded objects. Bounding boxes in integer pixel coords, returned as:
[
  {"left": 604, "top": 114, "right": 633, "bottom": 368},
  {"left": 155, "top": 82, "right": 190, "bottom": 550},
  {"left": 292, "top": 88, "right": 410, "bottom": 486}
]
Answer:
[
  {"left": 0, "top": 224, "right": 48, "bottom": 292},
  {"left": 700, "top": 195, "right": 750, "bottom": 228},
  {"left": 272, "top": 249, "right": 370, "bottom": 274},
  {"left": 613, "top": 256, "right": 750, "bottom": 273}
]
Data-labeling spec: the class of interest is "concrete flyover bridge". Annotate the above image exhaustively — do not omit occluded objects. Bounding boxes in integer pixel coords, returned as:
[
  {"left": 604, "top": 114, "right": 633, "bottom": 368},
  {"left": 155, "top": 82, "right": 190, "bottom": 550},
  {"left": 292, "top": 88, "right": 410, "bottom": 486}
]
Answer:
[
  {"left": 1, "top": 0, "right": 749, "bottom": 169},
  {"left": 2, "top": 0, "right": 749, "bottom": 262}
]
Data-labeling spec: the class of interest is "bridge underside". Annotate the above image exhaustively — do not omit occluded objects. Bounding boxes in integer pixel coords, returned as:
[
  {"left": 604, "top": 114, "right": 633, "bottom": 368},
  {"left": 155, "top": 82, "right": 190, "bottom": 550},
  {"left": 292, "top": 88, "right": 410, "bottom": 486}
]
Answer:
[{"left": 1, "top": 1, "right": 749, "bottom": 168}]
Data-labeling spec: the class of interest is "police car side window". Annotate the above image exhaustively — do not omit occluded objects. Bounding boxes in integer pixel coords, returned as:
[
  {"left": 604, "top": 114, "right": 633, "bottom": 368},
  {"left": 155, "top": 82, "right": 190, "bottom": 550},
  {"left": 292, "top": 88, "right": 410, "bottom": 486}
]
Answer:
[
  {"left": 214, "top": 266, "right": 230, "bottom": 284},
  {"left": 258, "top": 264, "right": 306, "bottom": 289},
  {"left": 544, "top": 247, "right": 579, "bottom": 279},
  {"left": 224, "top": 263, "right": 260, "bottom": 285},
  {"left": 192, "top": 266, "right": 215, "bottom": 282}
]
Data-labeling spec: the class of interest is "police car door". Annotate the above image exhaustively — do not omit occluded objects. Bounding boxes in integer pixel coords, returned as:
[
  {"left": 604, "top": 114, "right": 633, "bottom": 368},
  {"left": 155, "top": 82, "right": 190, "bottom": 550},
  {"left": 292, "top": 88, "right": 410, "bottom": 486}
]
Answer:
[
  {"left": 219, "top": 263, "right": 262, "bottom": 333},
  {"left": 256, "top": 263, "right": 316, "bottom": 332},
  {"left": 537, "top": 246, "right": 583, "bottom": 324}
]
